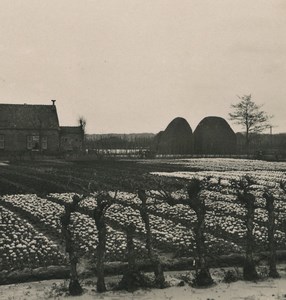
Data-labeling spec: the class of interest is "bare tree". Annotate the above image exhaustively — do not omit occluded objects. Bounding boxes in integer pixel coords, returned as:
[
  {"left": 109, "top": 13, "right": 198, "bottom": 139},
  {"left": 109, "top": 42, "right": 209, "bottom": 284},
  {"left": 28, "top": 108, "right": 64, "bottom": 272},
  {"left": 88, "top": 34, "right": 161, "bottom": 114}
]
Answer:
[
  {"left": 137, "top": 189, "right": 166, "bottom": 288},
  {"left": 60, "top": 194, "right": 83, "bottom": 296},
  {"left": 119, "top": 222, "right": 151, "bottom": 291},
  {"left": 78, "top": 116, "right": 87, "bottom": 151},
  {"left": 263, "top": 190, "right": 280, "bottom": 278},
  {"left": 119, "top": 223, "right": 140, "bottom": 291},
  {"left": 232, "top": 176, "right": 258, "bottom": 281},
  {"left": 93, "top": 192, "right": 113, "bottom": 293},
  {"left": 229, "top": 95, "right": 272, "bottom": 151},
  {"left": 185, "top": 179, "right": 213, "bottom": 286},
  {"left": 69, "top": 177, "right": 115, "bottom": 293},
  {"left": 78, "top": 116, "right": 87, "bottom": 133},
  {"left": 161, "top": 178, "right": 214, "bottom": 286}
]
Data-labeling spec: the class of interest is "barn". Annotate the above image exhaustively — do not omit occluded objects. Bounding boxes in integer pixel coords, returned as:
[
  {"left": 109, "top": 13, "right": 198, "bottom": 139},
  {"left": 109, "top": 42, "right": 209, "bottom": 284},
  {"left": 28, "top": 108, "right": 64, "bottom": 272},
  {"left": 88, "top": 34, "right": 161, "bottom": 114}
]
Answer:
[
  {"left": 0, "top": 101, "right": 84, "bottom": 154},
  {"left": 194, "top": 116, "right": 237, "bottom": 154}
]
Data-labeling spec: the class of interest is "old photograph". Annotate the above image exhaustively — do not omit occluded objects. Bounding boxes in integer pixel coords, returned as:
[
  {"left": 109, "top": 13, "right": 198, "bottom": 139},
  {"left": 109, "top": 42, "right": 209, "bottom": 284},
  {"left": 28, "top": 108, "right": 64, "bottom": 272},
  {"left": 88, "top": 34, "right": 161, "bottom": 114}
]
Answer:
[{"left": 1, "top": 1, "right": 286, "bottom": 299}]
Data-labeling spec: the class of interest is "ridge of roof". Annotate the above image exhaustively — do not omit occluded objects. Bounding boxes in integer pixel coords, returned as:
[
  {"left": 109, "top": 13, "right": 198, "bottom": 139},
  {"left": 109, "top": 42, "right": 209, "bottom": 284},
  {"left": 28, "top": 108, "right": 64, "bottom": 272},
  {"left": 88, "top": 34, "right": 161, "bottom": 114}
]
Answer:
[
  {"left": 0, "top": 103, "right": 54, "bottom": 106},
  {"left": 0, "top": 103, "right": 59, "bottom": 129}
]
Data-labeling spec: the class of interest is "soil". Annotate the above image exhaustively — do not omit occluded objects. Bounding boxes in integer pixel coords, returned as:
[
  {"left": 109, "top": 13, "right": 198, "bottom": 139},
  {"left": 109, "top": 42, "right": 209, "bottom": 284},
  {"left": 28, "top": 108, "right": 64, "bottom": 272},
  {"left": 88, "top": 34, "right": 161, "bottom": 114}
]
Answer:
[
  {"left": 1, "top": 267, "right": 286, "bottom": 300},
  {"left": 0, "top": 159, "right": 190, "bottom": 195}
]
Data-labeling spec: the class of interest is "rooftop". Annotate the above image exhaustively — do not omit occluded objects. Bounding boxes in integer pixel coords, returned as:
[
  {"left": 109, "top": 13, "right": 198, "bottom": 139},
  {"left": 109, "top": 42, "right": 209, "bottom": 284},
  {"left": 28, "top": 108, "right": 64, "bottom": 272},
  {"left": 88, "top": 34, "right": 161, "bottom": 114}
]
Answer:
[{"left": 0, "top": 103, "right": 59, "bottom": 129}]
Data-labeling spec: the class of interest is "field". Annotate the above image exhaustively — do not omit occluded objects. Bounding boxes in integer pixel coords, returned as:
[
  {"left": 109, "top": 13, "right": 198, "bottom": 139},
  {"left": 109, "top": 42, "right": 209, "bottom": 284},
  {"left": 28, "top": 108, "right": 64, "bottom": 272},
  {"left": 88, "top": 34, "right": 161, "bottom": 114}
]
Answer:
[
  {"left": 0, "top": 159, "right": 190, "bottom": 195},
  {"left": 1, "top": 158, "right": 286, "bottom": 298}
]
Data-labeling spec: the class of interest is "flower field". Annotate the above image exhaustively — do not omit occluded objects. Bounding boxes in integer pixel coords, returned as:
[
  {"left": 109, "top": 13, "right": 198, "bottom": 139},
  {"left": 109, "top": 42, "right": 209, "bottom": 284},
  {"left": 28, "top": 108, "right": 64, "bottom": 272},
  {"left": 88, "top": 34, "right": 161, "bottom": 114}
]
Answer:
[
  {"left": 142, "top": 158, "right": 286, "bottom": 172},
  {"left": 1, "top": 158, "right": 286, "bottom": 274},
  {"left": 0, "top": 207, "right": 65, "bottom": 271}
]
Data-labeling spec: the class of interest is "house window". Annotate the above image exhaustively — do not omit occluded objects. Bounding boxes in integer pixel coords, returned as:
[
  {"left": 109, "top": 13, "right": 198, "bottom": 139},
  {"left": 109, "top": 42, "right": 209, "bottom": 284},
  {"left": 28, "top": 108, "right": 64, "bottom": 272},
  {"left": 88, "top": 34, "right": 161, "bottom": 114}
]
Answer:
[
  {"left": 42, "top": 137, "right": 48, "bottom": 150},
  {"left": 0, "top": 135, "right": 4, "bottom": 149},
  {"left": 27, "top": 135, "right": 48, "bottom": 150}
]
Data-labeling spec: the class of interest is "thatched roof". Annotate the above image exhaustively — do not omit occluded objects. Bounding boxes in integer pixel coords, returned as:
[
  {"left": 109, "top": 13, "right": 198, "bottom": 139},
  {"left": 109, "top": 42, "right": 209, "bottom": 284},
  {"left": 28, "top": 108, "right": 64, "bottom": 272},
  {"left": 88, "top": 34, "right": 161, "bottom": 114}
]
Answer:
[
  {"left": 0, "top": 104, "right": 59, "bottom": 130},
  {"left": 194, "top": 116, "right": 236, "bottom": 154},
  {"left": 154, "top": 117, "right": 194, "bottom": 154}
]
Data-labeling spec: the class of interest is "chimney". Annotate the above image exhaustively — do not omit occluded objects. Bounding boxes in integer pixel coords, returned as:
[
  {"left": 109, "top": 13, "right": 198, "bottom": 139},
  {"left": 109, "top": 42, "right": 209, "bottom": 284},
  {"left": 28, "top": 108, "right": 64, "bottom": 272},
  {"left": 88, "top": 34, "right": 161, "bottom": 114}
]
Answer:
[{"left": 51, "top": 100, "right": 56, "bottom": 106}]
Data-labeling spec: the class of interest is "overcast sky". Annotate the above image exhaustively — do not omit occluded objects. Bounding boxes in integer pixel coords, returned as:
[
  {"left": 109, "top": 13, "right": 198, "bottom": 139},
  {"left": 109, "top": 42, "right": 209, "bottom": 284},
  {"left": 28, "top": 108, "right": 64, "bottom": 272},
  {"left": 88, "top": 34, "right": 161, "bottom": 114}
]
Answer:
[{"left": 0, "top": 0, "right": 285, "bottom": 134}]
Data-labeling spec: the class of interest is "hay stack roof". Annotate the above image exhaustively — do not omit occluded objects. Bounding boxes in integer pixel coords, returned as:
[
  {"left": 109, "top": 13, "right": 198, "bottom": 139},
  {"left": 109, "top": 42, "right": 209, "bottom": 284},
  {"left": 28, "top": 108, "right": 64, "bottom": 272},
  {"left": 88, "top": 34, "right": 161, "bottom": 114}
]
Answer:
[
  {"left": 154, "top": 117, "right": 194, "bottom": 154},
  {"left": 194, "top": 116, "right": 236, "bottom": 154}
]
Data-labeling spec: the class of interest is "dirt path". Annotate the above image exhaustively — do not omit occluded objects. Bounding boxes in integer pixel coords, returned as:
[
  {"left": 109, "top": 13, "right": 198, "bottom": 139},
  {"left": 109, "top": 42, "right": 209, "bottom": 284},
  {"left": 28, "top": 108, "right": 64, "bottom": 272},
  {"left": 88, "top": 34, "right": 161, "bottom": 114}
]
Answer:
[{"left": 1, "top": 268, "right": 286, "bottom": 300}]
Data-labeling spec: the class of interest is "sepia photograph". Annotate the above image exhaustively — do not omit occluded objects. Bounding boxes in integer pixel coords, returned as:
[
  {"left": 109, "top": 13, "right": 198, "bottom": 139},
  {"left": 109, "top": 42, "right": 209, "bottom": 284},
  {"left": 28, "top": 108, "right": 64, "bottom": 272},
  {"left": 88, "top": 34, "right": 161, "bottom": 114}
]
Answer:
[{"left": 0, "top": 1, "right": 286, "bottom": 299}]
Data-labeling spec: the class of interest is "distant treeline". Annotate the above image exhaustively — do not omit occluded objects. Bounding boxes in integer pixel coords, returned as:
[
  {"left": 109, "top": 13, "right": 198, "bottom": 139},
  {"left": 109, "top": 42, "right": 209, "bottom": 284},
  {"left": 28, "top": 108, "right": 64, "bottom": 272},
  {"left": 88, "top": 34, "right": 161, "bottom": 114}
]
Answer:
[
  {"left": 85, "top": 132, "right": 286, "bottom": 156},
  {"left": 236, "top": 133, "right": 286, "bottom": 155},
  {"left": 86, "top": 133, "right": 155, "bottom": 149}
]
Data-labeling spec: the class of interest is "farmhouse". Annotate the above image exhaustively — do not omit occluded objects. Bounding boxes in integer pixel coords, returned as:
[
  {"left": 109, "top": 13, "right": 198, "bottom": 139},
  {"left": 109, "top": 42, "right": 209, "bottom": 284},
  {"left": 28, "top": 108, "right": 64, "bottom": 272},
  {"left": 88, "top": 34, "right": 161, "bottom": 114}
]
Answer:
[{"left": 0, "top": 101, "right": 84, "bottom": 154}]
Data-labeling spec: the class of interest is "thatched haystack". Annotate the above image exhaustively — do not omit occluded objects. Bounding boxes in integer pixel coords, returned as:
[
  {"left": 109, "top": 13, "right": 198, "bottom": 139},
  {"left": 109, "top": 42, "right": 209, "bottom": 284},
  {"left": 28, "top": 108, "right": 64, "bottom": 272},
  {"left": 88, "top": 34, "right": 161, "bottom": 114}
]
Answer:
[
  {"left": 154, "top": 117, "right": 194, "bottom": 154},
  {"left": 194, "top": 116, "right": 236, "bottom": 154},
  {"left": 152, "top": 130, "right": 164, "bottom": 152}
]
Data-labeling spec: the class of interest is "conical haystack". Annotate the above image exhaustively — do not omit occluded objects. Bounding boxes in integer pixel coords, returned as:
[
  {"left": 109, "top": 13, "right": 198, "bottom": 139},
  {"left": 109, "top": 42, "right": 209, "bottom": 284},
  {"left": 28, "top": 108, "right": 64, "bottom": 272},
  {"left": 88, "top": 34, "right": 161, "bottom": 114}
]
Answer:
[
  {"left": 194, "top": 116, "right": 236, "bottom": 154},
  {"left": 154, "top": 117, "right": 194, "bottom": 154}
]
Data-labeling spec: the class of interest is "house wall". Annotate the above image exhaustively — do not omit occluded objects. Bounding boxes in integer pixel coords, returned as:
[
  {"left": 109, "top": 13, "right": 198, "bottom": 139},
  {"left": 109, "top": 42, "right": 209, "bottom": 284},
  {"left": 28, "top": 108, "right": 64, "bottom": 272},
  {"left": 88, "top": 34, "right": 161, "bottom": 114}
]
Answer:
[
  {"left": 0, "top": 129, "right": 60, "bottom": 153},
  {"left": 60, "top": 133, "right": 84, "bottom": 151}
]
